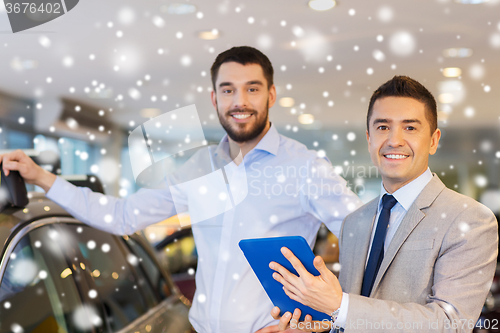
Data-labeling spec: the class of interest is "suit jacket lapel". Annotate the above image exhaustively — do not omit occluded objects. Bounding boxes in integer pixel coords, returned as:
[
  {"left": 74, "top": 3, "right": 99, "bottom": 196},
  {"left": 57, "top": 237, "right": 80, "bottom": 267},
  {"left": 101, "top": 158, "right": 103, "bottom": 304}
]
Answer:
[
  {"left": 370, "top": 175, "right": 446, "bottom": 296},
  {"left": 343, "top": 199, "right": 378, "bottom": 294}
]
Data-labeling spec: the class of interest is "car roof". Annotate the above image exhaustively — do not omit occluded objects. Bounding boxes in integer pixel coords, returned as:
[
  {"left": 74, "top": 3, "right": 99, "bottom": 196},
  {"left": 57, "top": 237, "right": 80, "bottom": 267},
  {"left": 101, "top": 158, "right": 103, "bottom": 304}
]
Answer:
[
  {"left": 0, "top": 192, "right": 72, "bottom": 255},
  {"left": 0, "top": 169, "right": 105, "bottom": 254}
]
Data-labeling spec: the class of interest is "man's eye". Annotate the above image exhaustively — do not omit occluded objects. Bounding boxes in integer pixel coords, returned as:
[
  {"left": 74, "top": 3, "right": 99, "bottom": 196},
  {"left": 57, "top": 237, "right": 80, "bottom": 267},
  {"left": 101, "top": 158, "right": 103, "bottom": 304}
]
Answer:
[
  {"left": 377, "top": 125, "right": 388, "bottom": 130},
  {"left": 222, "top": 89, "right": 233, "bottom": 94},
  {"left": 248, "top": 88, "right": 258, "bottom": 92},
  {"left": 406, "top": 126, "right": 416, "bottom": 131}
]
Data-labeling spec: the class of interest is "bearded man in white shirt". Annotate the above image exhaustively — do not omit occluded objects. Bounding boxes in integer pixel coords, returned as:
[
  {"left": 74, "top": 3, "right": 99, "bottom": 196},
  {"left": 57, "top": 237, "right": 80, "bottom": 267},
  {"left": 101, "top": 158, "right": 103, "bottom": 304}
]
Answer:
[{"left": 0, "top": 46, "right": 362, "bottom": 333}]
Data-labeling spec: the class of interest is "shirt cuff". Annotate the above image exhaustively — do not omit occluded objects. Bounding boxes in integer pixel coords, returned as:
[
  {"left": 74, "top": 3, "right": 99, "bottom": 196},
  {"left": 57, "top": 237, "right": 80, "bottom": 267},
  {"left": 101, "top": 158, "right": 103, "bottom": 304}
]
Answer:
[
  {"left": 332, "top": 292, "right": 349, "bottom": 329},
  {"left": 46, "top": 176, "right": 71, "bottom": 202}
]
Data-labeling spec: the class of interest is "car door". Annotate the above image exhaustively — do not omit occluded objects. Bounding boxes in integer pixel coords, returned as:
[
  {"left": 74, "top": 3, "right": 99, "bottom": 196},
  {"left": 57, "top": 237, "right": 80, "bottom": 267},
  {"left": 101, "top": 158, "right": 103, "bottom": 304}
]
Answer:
[
  {"left": 57, "top": 222, "right": 191, "bottom": 333},
  {"left": 0, "top": 219, "right": 103, "bottom": 333},
  {"left": 122, "top": 236, "right": 192, "bottom": 333}
]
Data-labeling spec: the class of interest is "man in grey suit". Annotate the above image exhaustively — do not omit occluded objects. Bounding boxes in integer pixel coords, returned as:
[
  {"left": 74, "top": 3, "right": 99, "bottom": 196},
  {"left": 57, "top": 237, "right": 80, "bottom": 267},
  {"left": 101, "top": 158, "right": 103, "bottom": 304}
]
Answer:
[{"left": 268, "top": 76, "right": 498, "bottom": 332}]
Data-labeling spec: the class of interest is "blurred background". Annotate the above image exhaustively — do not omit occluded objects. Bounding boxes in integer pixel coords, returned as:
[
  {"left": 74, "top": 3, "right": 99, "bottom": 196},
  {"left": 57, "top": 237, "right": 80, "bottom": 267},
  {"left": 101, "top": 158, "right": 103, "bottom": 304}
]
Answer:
[
  {"left": 2, "top": 1, "right": 500, "bottom": 328},
  {"left": 0, "top": 0, "right": 499, "bottom": 215}
]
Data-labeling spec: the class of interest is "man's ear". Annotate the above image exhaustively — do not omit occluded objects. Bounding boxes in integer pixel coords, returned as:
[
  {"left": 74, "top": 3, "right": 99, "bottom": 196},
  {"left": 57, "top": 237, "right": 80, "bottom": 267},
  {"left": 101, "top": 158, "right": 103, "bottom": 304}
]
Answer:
[
  {"left": 268, "top": 84, "right": 277, "bottom": 109},
  {"left": 211, "top": 90, "right": 217, "bottom": 109},
  {"left": 429, "top": 128, "right": 441, "bottom": 155}
]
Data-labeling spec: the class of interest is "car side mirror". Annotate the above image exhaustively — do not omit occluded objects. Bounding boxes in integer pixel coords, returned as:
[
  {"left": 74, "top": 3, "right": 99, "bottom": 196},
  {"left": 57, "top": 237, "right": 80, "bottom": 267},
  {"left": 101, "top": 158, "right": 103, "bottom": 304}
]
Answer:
[{"left": 0, "top": 163, "right": 29, "bottom": 209}]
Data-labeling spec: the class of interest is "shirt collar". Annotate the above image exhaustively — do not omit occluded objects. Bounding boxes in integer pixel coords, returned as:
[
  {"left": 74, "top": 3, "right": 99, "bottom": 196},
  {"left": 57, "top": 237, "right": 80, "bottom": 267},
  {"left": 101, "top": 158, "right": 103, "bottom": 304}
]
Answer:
[
  {"left": 378, "top": 168, "right": 433, "bottom": 211},
  {"left": 252, "top": 123, "right": 280, "bottom": 156},
  {"left": 215, "top": 122, "right": 280, "bottom": 157}
]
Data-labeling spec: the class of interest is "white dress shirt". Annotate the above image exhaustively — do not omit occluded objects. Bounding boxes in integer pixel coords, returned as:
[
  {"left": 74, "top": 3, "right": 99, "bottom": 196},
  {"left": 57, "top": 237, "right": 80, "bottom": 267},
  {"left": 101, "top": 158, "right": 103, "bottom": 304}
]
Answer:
[
  {"left": 333, "top": 168, "right": 433, "bottom": 330},
  {"left": 47, "top": 124, "right": 362, "bottom": 333}
]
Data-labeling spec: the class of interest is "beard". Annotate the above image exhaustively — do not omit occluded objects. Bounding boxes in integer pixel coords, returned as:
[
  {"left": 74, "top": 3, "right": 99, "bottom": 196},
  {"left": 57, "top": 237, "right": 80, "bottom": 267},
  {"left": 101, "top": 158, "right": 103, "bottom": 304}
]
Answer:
[{"left": 217, "top": 101, "right": 269, "bottom": 143}]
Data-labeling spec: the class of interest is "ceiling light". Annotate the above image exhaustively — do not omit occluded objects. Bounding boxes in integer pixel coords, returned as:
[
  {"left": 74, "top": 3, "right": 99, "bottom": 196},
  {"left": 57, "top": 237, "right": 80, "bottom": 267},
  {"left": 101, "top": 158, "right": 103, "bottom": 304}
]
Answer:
[
  {"left": 279, "top": 97, "right": 295, "bottom": 107},
  {"left": 454, "top": 0, "right": 490, "bottom": 4},
  {"left": 442, "top": 67, "right": 462, "bottom": 78},
  {"left": 140, "top": 108, "right": 161, "bottom": 118},
  {"left": 443, "top": 48, "right": 472, "bottom": 58},
  {"left": 438, "top": 93, "right": 454, "bottom": 104},
  {"left": 161, "top": 3, "right": 197, "bottom": 14},
  {"left": 10, "top": 57, "right": 38, "bottom": 71},
  {"left": 308, "top": 0, "right": 336, "bottom": 11},
  {"left": 198, "top": 29, "right": 220, "bottom": 40},
  {"left": 298, "top": 114, "right": 315, "bottom": 125}
]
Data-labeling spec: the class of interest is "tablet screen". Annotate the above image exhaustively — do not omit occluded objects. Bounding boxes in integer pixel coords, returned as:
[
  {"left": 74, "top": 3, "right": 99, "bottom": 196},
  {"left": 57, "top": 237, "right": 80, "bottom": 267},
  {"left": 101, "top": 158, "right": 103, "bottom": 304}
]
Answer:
[{"left": 239, "top": 236, "right": 331, "bottom": 322}]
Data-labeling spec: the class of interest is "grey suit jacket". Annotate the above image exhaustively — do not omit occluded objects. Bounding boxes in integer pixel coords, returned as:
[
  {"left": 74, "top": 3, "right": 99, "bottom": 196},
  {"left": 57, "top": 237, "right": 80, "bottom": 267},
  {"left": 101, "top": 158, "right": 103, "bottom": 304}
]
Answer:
[{"left": 338, "top": 175, "right": 498, "bottom": 332}]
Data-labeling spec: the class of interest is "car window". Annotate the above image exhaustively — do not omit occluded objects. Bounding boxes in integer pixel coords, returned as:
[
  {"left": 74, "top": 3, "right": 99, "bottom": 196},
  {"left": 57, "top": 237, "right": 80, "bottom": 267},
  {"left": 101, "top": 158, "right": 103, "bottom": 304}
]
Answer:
[
  {"left": 117, "top": 236, "right": 159, "bottom": 308},
  {"left": 124, "top": 237, "right": 171, "bottom": 300},
  {"left": 59, "top": 224, "right": 149, "bottom": 332},
  {"left": 0, "top": 224, "right": 94, "bottom": 333},
  {"left": 162, "top": 232, "right": 197, "bottom": 274}
]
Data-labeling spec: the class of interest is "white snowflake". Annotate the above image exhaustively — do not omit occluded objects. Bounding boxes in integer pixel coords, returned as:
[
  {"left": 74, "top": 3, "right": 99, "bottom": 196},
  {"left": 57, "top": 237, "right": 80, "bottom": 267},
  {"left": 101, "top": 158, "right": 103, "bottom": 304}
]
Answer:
[
  {"left": 197, "top": 294, "right": 207, "bottom": 303},
  {"left": 10, "top": 259, "right": 38, "bottom": 286},
  {"left": 389, "top": 31, "right": 416, "bottom": 56},
  {"left": 72, "top": 305, "right": 102, "bottom": 330},
  {"left": 38, "top": 36, "right": 51, "bottom": 48},
  {"left": 377, "top": 6, "right": 394, "bottom": 22},
  {"left": 101, "top": 244, "right": 111, "bottom": 253},
  {"left": 127, "top": 254, "right": 138, "bottom": 266}
]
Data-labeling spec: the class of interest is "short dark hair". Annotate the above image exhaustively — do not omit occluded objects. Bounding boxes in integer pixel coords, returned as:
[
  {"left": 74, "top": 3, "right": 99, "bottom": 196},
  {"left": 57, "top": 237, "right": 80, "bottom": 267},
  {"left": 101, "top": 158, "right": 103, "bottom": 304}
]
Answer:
[
  {"left": 210, "top": 46, "right": 274, "bottom": 91},
  {"left": 367, "top": 76, "right": 438, "bottom": 134}
]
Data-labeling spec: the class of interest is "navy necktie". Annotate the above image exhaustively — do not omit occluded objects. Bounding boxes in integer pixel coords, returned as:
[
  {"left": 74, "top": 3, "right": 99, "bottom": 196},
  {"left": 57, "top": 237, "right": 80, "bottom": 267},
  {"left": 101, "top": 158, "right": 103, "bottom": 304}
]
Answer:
[{"left": 361, "top": 194, "right": 398, "bottom": 297}]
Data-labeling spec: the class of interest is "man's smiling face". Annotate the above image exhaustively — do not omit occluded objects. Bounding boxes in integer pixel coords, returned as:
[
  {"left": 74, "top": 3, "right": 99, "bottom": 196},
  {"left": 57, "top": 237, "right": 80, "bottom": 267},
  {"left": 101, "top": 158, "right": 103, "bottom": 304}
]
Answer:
[
  {"left": 211, "top": 61, "right": 275, "bottom": 143},
  {"left": 367, "top": 96, "right": 441, "bottom": 193}
]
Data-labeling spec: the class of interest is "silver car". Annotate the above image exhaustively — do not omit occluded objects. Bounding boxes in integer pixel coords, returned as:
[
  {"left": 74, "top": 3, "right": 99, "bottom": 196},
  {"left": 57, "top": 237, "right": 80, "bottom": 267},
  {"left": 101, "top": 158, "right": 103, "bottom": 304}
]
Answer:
[{"left": 0, "top": 173, "right": 192, "bottom": 333}]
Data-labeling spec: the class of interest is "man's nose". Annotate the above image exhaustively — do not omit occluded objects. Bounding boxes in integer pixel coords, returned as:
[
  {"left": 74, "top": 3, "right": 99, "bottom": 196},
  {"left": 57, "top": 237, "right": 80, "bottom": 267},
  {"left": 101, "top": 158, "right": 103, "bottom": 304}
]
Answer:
[
  {"left": 233, "top": 91, "right": 249, "bottom": 109},
  {"left": 387, "top": 128, "right": 404, "bottom": 147}
]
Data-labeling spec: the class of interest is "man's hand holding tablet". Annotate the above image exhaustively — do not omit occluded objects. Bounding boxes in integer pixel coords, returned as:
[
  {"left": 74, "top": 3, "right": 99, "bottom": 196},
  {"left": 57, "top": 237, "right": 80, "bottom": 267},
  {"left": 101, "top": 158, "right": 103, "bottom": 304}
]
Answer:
[
  {"left": 270, "top": 306, "right": 332, "bottom": 332},
  {"left": 239, "top": 236, "right": 342, "bottom": 332},
  {"left": 269, "top": 246, "right": 343, "bottom": 331}
]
